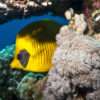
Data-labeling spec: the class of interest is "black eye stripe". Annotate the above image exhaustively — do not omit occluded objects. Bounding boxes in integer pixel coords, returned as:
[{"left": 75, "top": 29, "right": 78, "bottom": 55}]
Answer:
[{"left": 17, "top": 49, "right": 30, "bottom": 68}]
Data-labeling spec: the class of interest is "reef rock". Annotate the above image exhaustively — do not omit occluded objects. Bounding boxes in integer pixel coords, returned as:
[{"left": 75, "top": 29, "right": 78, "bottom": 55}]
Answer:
[{"left": 44, "top": 27, "right": 100, "bottom": 100}]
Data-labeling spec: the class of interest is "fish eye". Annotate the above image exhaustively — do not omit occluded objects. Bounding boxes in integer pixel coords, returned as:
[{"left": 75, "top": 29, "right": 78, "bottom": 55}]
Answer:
[{"left": 17, "top": 49, "right": 30, "bottom": 68}]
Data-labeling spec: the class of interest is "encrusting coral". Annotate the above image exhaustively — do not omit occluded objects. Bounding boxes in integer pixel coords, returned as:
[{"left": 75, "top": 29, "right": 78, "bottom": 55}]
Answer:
[{"left": 43, "top": 9, "right": 100, "bottom": 100}]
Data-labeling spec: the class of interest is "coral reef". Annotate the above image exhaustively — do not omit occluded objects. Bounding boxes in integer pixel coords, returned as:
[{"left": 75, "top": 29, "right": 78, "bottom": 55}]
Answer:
[
  {"left": 0, "top": 44, "right": 47, "bottom": 100},
  {"left": 44, "top": 11, "right": 100, "bottom": 100},
  {"left": 0, "top": 45, "right": 29, "bottom": 100},
  {"left": 17, "top": 72, "right": 36, "bottom": 100},
  {"left": 91, "top": 9, "right": 100, "bottom": 33},
  {"left": 83, "top": 0, "right": 100, "bottom": 19},
  {"left": 86, "top": 9, "right": 100, "bottom": 40},
  {"left": 0, "top": 0, "right": 100, "bottom": 99},
  {"left": 0, "top": 0, "right": 83, "bottom": 24},
  {"left": 17, "top": 72, "right": 47, "bottom": 100},
  {"left": 0, "top": 44, "right": 15, "bottom": 67},
  {"left": 82, "top": 0, "right": 100, "bottom": 38}
]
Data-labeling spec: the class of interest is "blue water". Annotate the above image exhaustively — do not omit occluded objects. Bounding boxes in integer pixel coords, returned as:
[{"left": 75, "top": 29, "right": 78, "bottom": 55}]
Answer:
[{"left": 0, "top": 13, "right": 68, "bottom": 50}]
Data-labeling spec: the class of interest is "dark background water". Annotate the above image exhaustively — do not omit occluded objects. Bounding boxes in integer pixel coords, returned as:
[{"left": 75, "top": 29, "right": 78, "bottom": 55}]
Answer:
[{"left": 0, "top": 13, "right": 68, "bottom": 50}]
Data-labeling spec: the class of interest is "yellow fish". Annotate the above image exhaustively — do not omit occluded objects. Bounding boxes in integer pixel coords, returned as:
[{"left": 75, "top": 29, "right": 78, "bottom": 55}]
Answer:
[{"left": 10, "top": 19, "right": 62, "bottom": 72}]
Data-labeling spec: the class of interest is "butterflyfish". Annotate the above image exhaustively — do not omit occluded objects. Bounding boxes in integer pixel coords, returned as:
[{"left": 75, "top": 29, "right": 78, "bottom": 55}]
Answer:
[{"left": 10, "top": 19, "right": 62, "bottom": 72}]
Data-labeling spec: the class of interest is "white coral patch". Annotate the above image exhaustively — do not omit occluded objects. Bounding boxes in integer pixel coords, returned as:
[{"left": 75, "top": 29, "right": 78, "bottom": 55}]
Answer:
[
  {"left": 41, "top": 2, "right": 48, "bottom": 6},
  {"left": 0, "top": 2, "right": 7, "bottom": 9}
]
